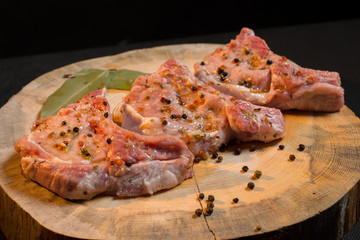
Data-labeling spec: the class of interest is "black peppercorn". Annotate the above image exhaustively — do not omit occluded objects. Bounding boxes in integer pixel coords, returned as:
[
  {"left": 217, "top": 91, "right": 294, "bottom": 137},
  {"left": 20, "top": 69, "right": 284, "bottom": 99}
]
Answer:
[
  {"left": 206, "top": 207, "right": 213, "bottom": 215},
  {"left": 279, "top": 144, "right": 285, "bottom": 150},
  {"left": 194, "top": 156, "right": 201, "bottom": 163},
  {"left": 191, "top": 86, "right": 197, "bottom": 92},
  {"left": 298, "top": 144, "right": 305, "bottom": 151},
  {"left": 162, "top": 120, "right": 168, "bottom": 125},
  {"left": 104, "top": 112, "right": 109, "bottom": 118},
  {"left": 61, "top": 120, "right": 67, "bottom": 125},
  {"left": 195, "top": 208, "right": 203, "bottom": 217},
  {"left": 73, "top": 127, "right": 79, "bottom": 133},
  {"left": 234, "top": 148, "right": 241, "bottom": 155},
  {"left": 106, "top": 138, "right": 112, "bottom": 144},
  {"left": 242, "top": 166, "right": 249, "bottom": 172},
  {"left": 233, "top": 198, "right": 239, "bottom": 203},
  {"left": 181, "top": 114, "right": 187, "bottom": 119},
  {"left": 266, "top": 59, "right": 273, "bottom": 65},
  {"left": 170, "top": 114, "right": 178, "bottom": 119},
  {"left": 289, "top": 154, "right": 296, "bottom": 161},
  {"left": 247, "top": 182, "right": 255, "bottom": 190},
  {"left": 198, "top": 193, "right": 205, "bottom": 200},
  {"left": 219, "top": 143, "right": 228, "bottom": 152},
  {"left": 125, "top": 160, "right": 132, "bottom": 167},
  {"left": 211, "top": 152, "right": 218, "bottom": 159},
  {"left": 164, "top": 98, "right": 171, "bottom": 104},
  {"left": 208, "top": 195, "right": 215, "bottom": 202}
]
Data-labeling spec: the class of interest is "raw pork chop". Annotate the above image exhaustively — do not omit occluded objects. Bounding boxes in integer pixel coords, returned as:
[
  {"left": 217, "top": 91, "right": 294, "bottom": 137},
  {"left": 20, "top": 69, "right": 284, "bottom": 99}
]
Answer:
[
  {"left": 119, "top": 58, "right": 285, "bottom": 159},
  {"left": 194, "top": 27, "right": 344, "bottom": 112},
  {"left": 15, "top": 89, "right": 194, "bottom": 200}
]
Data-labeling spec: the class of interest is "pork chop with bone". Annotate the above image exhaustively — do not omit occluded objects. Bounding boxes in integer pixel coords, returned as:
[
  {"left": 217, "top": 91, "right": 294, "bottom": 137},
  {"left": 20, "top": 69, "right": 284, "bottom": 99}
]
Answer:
[
  {"left": 118, "top": 58, "right": 286, "bottom": 159},
  {"left": 194, "top": 27, "right": 344, "bottom": 112},
  {"left": 15, "top": 89, "right": 193, "bottom": 200}
]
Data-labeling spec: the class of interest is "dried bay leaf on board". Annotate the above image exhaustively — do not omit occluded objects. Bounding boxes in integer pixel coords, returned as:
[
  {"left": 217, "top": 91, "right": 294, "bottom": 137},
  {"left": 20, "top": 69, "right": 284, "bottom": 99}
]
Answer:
[{"left": 40, "top": 68, "right": 147, "bottom": 119}]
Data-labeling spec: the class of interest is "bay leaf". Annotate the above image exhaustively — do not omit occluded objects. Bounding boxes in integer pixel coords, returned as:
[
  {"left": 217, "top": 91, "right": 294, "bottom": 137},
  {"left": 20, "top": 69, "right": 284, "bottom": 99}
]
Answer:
[{"left": 40, "top": 68, "right": 146, "bottom": 119}]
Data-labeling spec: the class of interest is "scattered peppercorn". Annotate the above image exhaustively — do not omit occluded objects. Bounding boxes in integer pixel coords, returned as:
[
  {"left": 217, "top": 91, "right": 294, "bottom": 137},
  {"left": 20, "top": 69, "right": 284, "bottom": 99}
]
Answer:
[
  {"left": 194, "top": 156, "right": 201, "bottom": 163},
  {"left": 181, "top": 114, "right": 187, "bottom": 119},
  {"left": 206, "top": 207, "right": 214, "bottom": 215},
  {"left": 233, "top": 58, "right": 240, "bottom": 63},
  {"left": 104, "top": 112, "right": 109, "bottom": 118},
  {"left": 162, "top": 120, "right": 168, "bottom": 125},
  {"left": 87, "top": 133, "right": 92, "bottom": 137},
  {"left": 60, "top": 131, "right": 65, "bottom": 137},
  {"left": 73, "top": 127, "right": 79, "bottom": 133},
  {"left": 217, "top": 67, "right": 224, "bottom": 75},
  {"left": 298, "top": 144, "right": 305, "bottom": 151},
  {"left": 254, "top": 170, "right": 262, "bottom": 179},
  {"left": 208, "top": 195, "right": 215, "bottom": 202},
  {"left": 106, "top": 138, "right": 112, "bottom": 144},
  {"left": 266, "top": 59, "right": 273, "bottom": 65},
  {"left": 255, "top": 225, "right": 262, "bottom": 232},
  {"left": 279, "top": 144, "right": 285, "bottom": 150},
  {"left": 164, "top": 98, "right": 171, "bottom": 104},
  {"left": 242, "top": 166, "right": 249, "bottom": 172},
  {"left": 170, "top": 114, "right": 178, "bottom": 119},
  {"left": 249, "top": 145, "right": 256, "bottom": 152},
  {"left": 198, "top": 193, "right": 205, "bottom": 200},
  {"left": 247, "top": 182, "right": 255, "bottom": 190},
  {"left": 216, "top": 156, "right": 223, "bottom": 163},
  {"left": 102, "top": 100, "right": 107, "bottom": 106},
  {"left": 211, "top": 152, "right": 218, "bottom": 159},
  {"left": 200, "top": 61, "right": 205, "bottom": 65},
  {"left": 191, "top": 86, "right": 198, "bottom": 92},
  {"left": 61, "top": 120, "right": 67, "bottom": 125},
  {"left": 125, "top": 160, "right": 132, "bottom": 167},
  {"left": 207, "top": 202, "right": 214, "bottom": 208},
  {"left": 219, "top": 143, "right": 228, "bottom": 152},
  {"left": 195, "top": 209, "right": 203, "bottom": 217},
  {"left": 234, "top": 148, "right": 242, "bottom": 155},
  {"left": 233, "top": 197, "right": 239, "bottom": 203},
  {"left": 289, "top": 154, "right": 296, "bottom": 161}
]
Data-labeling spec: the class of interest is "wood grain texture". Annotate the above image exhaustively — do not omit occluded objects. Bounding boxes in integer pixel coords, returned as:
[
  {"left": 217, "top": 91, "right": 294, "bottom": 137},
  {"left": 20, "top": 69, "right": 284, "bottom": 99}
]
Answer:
[{"left": 1, "top": 44, "right": 360, "bottom": 240}]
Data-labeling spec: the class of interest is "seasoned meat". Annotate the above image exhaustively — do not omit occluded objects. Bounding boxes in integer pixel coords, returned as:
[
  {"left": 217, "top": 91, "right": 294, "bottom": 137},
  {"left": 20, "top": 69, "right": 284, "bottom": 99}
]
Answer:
[
  {"left": 119, "top": 58, "right": 285, "bottom": 158},
  {"left": 194, "top": 27, "right": 344, "bottom": 112},
  {"left": 15, "top": 89, "right": 194, "bottom": 200}
]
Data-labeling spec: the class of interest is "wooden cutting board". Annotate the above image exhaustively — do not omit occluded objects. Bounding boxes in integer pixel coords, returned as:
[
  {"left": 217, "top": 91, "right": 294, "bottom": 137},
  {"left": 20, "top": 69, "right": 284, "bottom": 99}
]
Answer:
[{"left": 1, "top": 44, "right": 360, "bottom": 240}]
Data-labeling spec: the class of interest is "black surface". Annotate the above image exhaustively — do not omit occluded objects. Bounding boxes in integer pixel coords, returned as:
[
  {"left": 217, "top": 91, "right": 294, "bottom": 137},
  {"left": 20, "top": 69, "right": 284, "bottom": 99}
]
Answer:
[{"left": 1, "top": 11, "right": 360, "bottom": 240}]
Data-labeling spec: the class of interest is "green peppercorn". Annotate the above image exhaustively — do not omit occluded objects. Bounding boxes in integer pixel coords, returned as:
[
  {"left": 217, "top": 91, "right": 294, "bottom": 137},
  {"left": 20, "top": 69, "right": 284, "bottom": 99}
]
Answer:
[
  {"left": 254, "top": 170, "right": 262, "bottom": 179},
  {"left": 249, "top": 145, "right": 256, "bottom": 152}
]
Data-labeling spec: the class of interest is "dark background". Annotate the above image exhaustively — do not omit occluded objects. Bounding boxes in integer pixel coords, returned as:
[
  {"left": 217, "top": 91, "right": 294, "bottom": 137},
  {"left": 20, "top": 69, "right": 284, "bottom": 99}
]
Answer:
[{"left": 1, "top": 0, "right": 359, "bottom": 58}]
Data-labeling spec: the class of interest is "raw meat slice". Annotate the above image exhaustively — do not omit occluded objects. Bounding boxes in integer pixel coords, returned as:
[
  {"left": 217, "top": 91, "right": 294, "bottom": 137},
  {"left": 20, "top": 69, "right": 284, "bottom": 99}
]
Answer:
[
  {"left": 15, "top": 89, "right": 194, "bottom": 200},
  {"left": 118, "top": 58, "right": 285, "bottom": 159},
  {"left": 194, "top": 27, "right": 344, "bottom": 112}
]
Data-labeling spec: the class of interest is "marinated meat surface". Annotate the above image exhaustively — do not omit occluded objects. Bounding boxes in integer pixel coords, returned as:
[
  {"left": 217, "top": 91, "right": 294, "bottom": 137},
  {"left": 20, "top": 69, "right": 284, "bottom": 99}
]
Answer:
[
  {"left": 194, "top": 27, "right": 344, "bottom": 112},
  {"left": 119, "top": 58, "right": 285, "bottom": 158},
  {"left": 15, "top": 89, "right": 194, "bottom": 200}
]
